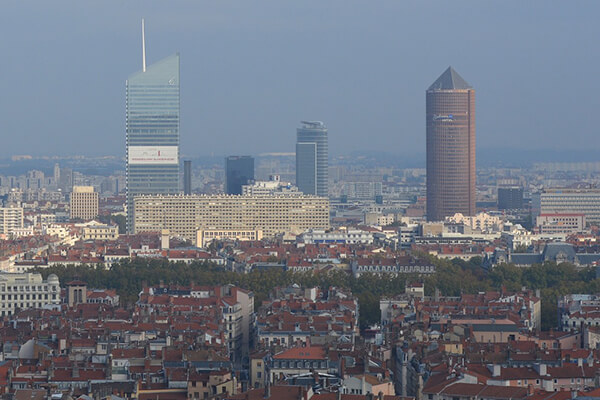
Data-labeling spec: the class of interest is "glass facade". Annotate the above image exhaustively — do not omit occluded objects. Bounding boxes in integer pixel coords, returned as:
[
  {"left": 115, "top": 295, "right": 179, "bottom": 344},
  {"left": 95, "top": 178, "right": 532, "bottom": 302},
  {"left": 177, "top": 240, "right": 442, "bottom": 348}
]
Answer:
[
  {"left": 126, "top": 54, "right": 180, "bottom": 233},
  {"left": 225, "top": 156, "right": 254, "bottom": 195},
  {"left": 296, "top": 121, "right": 328, "bottom": 197}
]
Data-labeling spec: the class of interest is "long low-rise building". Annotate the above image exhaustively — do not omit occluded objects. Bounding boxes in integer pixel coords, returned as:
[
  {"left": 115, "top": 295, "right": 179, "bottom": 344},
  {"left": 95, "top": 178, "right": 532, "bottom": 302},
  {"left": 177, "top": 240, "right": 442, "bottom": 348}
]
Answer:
[
  {"left": 532, "top": 188, "right": 600, "bottom": 225},
  {"left": 134, "top": 194, "right": 330, "bottom": 244}
]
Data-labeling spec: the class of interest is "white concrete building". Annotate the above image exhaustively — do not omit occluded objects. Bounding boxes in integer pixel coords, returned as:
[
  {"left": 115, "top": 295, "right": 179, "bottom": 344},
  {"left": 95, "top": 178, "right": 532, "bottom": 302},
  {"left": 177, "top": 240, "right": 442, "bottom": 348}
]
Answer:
[
  {"left": 299, "top": 229, "right": 373, "bottom": 245},
  {"left": 0, "top": 272, "right": 61, "bottom": 316},
  {"left": 0, "top": 206, "right": 24, "bottom": 235}
]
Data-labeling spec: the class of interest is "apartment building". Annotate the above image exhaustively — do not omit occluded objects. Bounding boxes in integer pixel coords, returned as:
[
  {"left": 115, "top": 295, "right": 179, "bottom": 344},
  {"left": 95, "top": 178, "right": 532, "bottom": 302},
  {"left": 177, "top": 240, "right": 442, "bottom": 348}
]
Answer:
[
  {"left": 0, "top": 273, "right": 61, "bottom": 316},
  {"left": 134, "top": 194, "right": 330, "bottom": 244},
  {"left": 70, "top": 186, "right": 99, "bottom": 220},
  {"left": 0, "top": 206, "right": 24, "bottom": 235},
  {"left": 82, "top": 223, "right": 119, "bottom": 240}
]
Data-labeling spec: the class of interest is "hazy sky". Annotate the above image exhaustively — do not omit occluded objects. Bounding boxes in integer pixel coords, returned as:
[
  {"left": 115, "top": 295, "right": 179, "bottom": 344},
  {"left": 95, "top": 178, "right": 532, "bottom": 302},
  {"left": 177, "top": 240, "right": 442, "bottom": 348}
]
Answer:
[{"left": 1, "top": 1, "right": 599, "bottom": 158}]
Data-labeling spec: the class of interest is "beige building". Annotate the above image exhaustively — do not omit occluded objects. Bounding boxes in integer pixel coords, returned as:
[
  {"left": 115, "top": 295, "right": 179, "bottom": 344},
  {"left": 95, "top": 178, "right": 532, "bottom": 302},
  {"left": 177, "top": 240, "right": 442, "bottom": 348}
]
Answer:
[
  {"left": 0, "top": 206, "right": 24, "bottom": 235},
  {"left": 70, "top": 186, "right": 98, "bottom": 220},
  {"left": 134, "top": 194, "right": 329, "bottom": 244},
  {"left": 445, "top": 212, "right": 502, "bottom": 233},
  {"left": 82, "top": 223, "right": 119, "bottom": 241},
  {"left": 0, "top": 273, "right": 61, "bottom": 317}
]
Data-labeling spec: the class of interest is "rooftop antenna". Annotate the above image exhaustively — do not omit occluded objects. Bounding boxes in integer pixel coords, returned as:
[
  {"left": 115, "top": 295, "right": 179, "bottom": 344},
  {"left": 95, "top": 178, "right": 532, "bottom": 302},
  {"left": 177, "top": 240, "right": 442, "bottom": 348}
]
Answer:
[{"left": 142, "top": 18, "right": 147, "bottom": 72}]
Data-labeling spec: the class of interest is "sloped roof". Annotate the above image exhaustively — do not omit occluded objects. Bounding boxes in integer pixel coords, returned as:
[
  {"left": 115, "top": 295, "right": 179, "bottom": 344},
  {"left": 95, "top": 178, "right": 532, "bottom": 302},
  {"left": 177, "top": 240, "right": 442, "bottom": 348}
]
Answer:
[{"left": 428, "top": 66, "right": 472, "bottom": 90}]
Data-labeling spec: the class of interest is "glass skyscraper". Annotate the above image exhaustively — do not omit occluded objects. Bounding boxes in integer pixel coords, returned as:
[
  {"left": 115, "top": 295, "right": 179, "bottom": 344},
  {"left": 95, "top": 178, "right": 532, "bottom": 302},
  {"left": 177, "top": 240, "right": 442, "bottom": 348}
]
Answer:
[
  {"left": 126, "top": 54, "right": 180, "bottom": 233},
  {"left": 225, "top": 156, "right": 254, "bottom": 195},
  {"left": 296, "top": 121, "right": 328, "bottom": 197}
]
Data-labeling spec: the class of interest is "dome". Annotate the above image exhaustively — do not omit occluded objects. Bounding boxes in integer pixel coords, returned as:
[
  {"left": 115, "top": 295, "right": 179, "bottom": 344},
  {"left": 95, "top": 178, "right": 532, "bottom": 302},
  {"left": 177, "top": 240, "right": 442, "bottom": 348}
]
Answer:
[{"left": 47, "top": 274, "right": 59, "bottom": 283}]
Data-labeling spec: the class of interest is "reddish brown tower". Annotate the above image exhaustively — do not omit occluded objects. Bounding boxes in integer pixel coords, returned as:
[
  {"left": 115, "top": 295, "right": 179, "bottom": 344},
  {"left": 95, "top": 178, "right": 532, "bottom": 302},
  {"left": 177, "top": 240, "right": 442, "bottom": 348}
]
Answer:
[{"left": 426, "top": 67, "right": 475, "bottom": 222}]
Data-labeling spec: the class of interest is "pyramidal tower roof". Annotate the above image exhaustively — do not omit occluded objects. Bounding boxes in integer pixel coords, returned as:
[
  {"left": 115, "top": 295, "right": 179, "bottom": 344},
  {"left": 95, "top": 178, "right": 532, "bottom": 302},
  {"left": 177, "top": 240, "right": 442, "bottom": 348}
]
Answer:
[{"left": 428, "top": 66, "right": 472, "bottom": 90}]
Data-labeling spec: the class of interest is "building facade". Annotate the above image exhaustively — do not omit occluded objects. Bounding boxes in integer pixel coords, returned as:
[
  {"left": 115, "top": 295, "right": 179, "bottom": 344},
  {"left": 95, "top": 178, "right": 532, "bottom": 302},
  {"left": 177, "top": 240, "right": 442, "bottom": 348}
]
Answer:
[
  {"left": 126, "top": 52, "right": 180, "bottom": 233},
  {"left": 183, "top": 160, "right": 192, "bottom": 195},
  {"left": 296, "top": 121, "right": 328, "bottom": 197},
  {"left": 532, "top": 188, "right": 600, "bottom": 225},
  {"left": 197, "top": 229, "right": 263, "bottom": 247},
  {"left": 0, "top": 206, "right": 24, "bottom": 235},
  {"left": 536, "top": 213, "right": 585, "bottom": 235},
  {"left": 134, "top": 194, "right": 330, "bottom": 244},
  {"left": 70, "top": 186, "right": 99, "bottom": 220},
  {"left": 225, "top": 156, "right": 254, "bottom": 195},
  {"left": 82, "top": 224, "right": 119, "bottom": 241},
  {"left": 426, "top": 67, "right": 475, "bottom": 221},
  {"left": 498, "top": 186, "right": 523, "bottom": 210},
  {"left": 0, "top": 273, "right": 61, "bottom": 317}
]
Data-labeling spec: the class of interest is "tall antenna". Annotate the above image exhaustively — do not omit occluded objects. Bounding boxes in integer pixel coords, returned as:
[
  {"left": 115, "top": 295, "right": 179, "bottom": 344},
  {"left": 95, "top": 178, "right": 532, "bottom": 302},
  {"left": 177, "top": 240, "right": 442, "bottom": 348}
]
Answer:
[{"left": 142, "top": 18, "right": 147, "bottom": 72}]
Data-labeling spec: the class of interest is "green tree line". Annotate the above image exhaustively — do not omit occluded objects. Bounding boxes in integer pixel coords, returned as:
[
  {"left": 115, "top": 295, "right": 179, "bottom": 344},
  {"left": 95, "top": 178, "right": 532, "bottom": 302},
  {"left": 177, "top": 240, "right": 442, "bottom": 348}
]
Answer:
[{"left": 35, "top": 257, "right": 600, "bottom": 331}]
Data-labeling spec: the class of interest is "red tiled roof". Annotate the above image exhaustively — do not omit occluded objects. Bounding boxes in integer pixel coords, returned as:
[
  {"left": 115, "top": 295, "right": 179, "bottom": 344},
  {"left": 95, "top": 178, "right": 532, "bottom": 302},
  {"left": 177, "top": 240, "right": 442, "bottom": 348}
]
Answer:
[{"left": 273, "top": 346, "right": 327, "bottom": 360}]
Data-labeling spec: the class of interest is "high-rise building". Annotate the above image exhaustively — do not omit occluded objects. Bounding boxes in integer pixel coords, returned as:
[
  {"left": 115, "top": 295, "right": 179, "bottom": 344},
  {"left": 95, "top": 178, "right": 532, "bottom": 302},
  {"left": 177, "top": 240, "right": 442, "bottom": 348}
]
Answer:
[
  {"left": 296, "top": 121, "right": 328, "bottom": 197},
  {"left": 0, "top": 206, "right": 23, "bottom": 235},
  {"left": 426, "top": 67, "right": 475, "bottom": 222},
  {"left": 225, "top": 156, "right": 254, "bottom": 195},
  {"left": 70, "top": 186, "right": 99, "bottom": 220},
  {"left": 126, "top": 20, "right": 180, "bottom": 233},
  {"left": 498, "top": 187, "right": 523, "bottom": 210},
  {"left": 183, "top": 160, "right": 192, "bottom": 195}
]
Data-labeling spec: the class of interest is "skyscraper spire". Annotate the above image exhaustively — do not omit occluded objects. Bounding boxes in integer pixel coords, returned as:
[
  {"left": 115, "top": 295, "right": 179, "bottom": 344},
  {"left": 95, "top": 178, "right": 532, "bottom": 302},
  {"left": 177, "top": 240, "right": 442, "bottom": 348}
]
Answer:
[{"left": 141, "top": 18, "right": 146, "bottom": 72}]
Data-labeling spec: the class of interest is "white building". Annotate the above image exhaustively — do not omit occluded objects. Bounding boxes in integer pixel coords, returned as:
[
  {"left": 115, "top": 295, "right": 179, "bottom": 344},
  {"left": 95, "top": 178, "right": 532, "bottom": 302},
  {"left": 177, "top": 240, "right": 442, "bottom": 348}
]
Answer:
[
  {"left": 445, "top": 212, "right": 502, "bottom": 233},
  {"left": 241, "top": 175, "right": 301, "bottom": 196},
  {"left": 299, "top": 229, "right": 373, "bottom": 245},
  {"left": 0, "top": 273, "right": 61, "bottom": 316},
  {"left": 536, "top": 213, "right": 586, "bottom": 234},
  {"left": 0, "top": 206, "right": 24, "bottom": 235}
]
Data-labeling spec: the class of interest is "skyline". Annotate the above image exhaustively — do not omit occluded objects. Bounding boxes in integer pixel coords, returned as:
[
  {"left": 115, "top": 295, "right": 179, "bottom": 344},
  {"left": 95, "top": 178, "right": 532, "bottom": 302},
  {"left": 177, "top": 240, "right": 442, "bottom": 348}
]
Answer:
[{"left": 1, "top": 1, "right": 600, "bottom": 158}]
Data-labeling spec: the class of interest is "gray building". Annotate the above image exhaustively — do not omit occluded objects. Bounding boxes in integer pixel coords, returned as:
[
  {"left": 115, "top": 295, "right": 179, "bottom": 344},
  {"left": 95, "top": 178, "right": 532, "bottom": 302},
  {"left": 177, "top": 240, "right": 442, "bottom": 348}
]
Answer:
[
  {"left": 296, "top": 121, "right": 328, "bottom": 197},
  {"left": 532, "top": 188, "right": 600, "bottom": 225},
  {"left": 225, "top": 156, "right": 254, "bottom": 195},
  {"left": 498, "top": 187, "right": 523, "bottom": 210},
  {"left": 125, "top": 26, "right": 180, "bottom": 233},
  {"left": 183, "top": 160, "right": 192, "bottom": 195}
]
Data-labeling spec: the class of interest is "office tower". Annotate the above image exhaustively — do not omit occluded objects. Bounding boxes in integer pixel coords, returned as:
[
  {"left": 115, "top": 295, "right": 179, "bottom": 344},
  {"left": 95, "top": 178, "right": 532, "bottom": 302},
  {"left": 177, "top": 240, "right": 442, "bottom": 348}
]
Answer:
[
  {"left": 70, "top": 186, "right": 99, "bottom": 220},
  {"left": 296, "top": 121, "right": 328, "bottom": 197},
  {"left": 126, "top": 20, "right": 180, "bottom": 233},
  {"left": 225, "top": 156, "right": 254, "bottom": 195},
  {"left": 426, "top": 67, "right": 475, "bottom": 222},
  {"left": 184, "top": 160, "right": 192, "bottom": 195},
  {"left": 498, "top": 187, "right": 523, "bottom": 210},
  {"left": 134, "top": 194, "right": 330, "bottom": 244}
]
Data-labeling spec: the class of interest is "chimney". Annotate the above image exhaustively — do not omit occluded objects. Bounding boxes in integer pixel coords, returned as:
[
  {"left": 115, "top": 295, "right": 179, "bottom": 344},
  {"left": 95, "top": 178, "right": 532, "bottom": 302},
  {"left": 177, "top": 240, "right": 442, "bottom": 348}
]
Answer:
[{"left": 528, "top": 385, "right": 534, "bottom": 396}]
